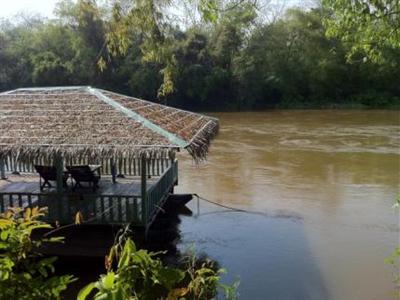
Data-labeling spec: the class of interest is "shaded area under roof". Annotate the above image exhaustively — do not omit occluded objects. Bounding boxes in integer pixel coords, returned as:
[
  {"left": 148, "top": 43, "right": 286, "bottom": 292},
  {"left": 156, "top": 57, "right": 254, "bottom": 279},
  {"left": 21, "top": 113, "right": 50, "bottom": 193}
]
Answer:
[{"left": 0, "top": 86, "right": 219, "bottom": 161}]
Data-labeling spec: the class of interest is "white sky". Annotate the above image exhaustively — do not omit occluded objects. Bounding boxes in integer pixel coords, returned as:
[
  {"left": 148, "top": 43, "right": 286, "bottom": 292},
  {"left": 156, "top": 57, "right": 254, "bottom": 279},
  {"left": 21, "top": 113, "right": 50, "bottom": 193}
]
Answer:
[{"left": 0, "top": 0, "right": 59, "bottom": 19}]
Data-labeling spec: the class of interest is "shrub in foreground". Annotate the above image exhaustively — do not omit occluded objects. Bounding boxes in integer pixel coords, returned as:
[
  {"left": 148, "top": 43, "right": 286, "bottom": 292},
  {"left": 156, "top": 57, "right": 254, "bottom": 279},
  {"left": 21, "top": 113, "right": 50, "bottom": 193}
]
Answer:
[
  {"left": 0, "top": 207, "right": 75, "bottom": 300},
  {"left": 0, "top": 207, "right": 238, "bottom": 299},
  {"left": 79, "top": 235, "right": 238, "bottom": 300}
]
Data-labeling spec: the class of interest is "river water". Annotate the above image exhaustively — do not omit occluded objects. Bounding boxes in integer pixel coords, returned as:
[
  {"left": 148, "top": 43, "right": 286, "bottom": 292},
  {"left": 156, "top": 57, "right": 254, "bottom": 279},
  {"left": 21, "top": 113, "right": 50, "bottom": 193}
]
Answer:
[{"left": 175, "top": 111, "right": 399, "bottom": 300}]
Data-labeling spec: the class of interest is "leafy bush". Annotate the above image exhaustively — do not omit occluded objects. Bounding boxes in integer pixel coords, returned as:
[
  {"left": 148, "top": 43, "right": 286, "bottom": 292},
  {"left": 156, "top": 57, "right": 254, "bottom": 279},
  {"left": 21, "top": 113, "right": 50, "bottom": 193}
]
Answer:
[
  {"left": 78, "top": 235, "right": 238, "bottom": 300},
  {"left": 0, "top": 207, "right": 237, "bottom": 299},
  {"left": 0, "top": 207, "right": 75, "bottom": 300}
]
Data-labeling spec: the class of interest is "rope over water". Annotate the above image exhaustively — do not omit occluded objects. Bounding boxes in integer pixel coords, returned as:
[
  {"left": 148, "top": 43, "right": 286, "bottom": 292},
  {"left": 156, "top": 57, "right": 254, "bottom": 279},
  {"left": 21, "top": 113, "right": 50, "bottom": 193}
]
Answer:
[
  {"left": 42, "top": 192, "right": 300, "bottom": 238},
  {"left": 192, "top": 193, "right": 275, "bottom": 217}
]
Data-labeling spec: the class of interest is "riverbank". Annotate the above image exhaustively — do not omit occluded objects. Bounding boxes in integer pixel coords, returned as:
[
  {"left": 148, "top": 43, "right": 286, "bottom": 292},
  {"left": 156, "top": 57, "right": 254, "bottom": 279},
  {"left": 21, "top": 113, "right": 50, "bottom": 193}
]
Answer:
[{"left": 193, "top": 96, "right": 400, "bottom": 111}]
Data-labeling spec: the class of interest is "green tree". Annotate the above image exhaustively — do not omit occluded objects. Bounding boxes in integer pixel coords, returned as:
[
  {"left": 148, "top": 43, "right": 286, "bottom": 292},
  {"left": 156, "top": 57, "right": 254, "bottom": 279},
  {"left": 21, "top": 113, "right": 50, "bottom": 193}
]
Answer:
[
  {"left": 103, "top": 0, "right": 254, "bottom": 98},
  {"left": 322, "top": 0, "right": 400, "bottom": 65},
  {"left": 55, "top": 0, "right": 108, "bottom": 84},
  {"left": 0, "top": 1, "right": 398, "bottom": 109}
]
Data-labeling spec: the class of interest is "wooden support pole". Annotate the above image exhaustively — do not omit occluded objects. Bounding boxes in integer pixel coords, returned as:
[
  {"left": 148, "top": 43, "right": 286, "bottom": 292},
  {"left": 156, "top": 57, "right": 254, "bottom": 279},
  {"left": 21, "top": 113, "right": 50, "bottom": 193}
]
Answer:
[
  {"left": 0, "top": 158, "right": 6, "bottom": 179},
  {"left": 174, "top": 158, "right": 178, "bottom": 186},
  {"left": 170, "top": 153, "right": 177, "bottom": 188},
  {"left": 111, "top": 158, "right": 117, "bottom": 184},
  {"left": 141, "top": 155, "right": 147, "bottom": 226},
  {"left": 55, "top": 154, "right": 64, "bottom": 194}
]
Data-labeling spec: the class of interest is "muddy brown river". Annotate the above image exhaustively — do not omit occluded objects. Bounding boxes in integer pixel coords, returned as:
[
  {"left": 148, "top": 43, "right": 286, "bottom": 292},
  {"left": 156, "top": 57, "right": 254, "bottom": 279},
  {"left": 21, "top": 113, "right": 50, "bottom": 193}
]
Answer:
[{"left": 176, "top": 110, "right": 399, "bottom": 300}]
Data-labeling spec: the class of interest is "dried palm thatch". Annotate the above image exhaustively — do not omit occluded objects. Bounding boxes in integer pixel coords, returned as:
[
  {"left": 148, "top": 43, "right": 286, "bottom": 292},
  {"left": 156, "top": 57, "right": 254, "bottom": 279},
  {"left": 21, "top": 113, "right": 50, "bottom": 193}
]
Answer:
[{"left": 0, "top": 86, "right": 219, "bottom": 163}]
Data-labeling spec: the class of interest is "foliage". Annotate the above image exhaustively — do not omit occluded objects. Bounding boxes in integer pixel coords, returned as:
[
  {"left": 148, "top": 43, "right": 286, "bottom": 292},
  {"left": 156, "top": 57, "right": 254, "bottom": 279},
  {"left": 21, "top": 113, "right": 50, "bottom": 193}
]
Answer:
[
  {"left": 0, "top": 1, "right": 399, "bottom": 109},
  {"left": 322, "top": 0, "right": 400, "bottom": 65},
  {"left": 0, "top": 207, "right": 236, "bottom": 299},
  {"left": 78, "top": 235, "right": 238, "bottom": 300},
  {"left": 0, "top": 207, "right": 75, "bottom": 300}
]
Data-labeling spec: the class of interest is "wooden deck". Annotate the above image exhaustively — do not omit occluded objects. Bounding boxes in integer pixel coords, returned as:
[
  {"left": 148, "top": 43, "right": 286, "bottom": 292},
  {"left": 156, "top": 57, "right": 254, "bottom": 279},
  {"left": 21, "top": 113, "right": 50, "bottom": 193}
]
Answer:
[
  {"left": 0, "top": 176, "right": 158, "bottom": 196},
  {"left": 0, "top": 159, "right": 179, "bottom": 229}
]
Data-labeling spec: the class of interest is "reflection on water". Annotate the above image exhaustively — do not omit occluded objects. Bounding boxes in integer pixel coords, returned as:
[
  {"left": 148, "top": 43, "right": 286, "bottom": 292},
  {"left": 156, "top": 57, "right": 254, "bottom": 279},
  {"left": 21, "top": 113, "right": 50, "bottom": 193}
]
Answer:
[
  {"left": 179, "top": 213, "right": 329, "bottom": 300},
  {"left": 176, "top": 111, "right": 400, "bottom": 300}
]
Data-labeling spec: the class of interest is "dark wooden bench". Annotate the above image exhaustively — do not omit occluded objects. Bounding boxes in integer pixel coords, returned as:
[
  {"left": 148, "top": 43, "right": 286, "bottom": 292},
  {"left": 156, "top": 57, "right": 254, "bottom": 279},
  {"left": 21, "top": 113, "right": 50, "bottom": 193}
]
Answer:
[
  {"left": 34, "top": 165, "right": 69, "bottom": 191},
  {"left": 67, "top": 165, "right": 101, "bottom": 191}
]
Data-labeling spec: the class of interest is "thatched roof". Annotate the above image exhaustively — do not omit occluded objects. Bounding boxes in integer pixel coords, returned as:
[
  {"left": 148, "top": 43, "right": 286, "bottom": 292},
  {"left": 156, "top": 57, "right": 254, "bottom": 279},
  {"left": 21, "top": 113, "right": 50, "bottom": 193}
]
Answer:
[{"left": 0, "top": 86, "right": 219, "bottom": 162}]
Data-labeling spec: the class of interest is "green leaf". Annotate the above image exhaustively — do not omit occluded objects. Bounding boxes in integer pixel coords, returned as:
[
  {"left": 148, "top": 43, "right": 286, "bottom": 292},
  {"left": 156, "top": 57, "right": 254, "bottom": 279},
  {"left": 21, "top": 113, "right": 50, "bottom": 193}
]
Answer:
[
  {"left": 117, "top": 238, "right": 136, "bottom": 269},
  {"left": 0, "top": 231, "right": 9, "bottom": 241},
  {"left": 77, "top": 282, "right": 96, "bottom": 300},
  {"left": 111, "top": 287, "right": 125, "bottom": 300},
  {"left": 47, "top": 236, "right": 65, "bottom": 243},
  {"left": 157, "top": 267, "right": 185, "bottom": 289},
  {"left": 38, "top": 267, "right": 48, "bottom": 277},
  {"left": 102, "top": 272, "right": 115, "bottom": 290}
]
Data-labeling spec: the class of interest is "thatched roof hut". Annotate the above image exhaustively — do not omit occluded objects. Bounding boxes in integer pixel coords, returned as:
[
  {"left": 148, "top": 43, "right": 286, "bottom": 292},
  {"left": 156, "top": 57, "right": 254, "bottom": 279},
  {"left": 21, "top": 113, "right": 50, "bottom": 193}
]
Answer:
[{"left": 0, "top": 86, "right": 219, "bottom": 163}]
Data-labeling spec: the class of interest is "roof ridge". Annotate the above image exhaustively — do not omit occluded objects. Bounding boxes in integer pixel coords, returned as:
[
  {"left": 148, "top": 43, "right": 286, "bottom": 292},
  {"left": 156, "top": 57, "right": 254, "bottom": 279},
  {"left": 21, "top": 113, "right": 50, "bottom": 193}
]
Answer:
[
  {"left": 87, "top": 87, "right": 188, "bottom": 148},
  {"left": 101, "top": 89, "right": 219, "bottom": 122},
  {"left": 0, "top": 86, "right": 90, "bottom": 96}
]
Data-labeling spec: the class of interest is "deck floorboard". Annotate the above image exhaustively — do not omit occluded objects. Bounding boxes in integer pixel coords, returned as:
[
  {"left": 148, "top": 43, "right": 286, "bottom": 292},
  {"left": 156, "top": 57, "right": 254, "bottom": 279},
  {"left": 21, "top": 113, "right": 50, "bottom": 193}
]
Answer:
[{"left": 0, "top": 174, "right": 158, "bottom": 196}]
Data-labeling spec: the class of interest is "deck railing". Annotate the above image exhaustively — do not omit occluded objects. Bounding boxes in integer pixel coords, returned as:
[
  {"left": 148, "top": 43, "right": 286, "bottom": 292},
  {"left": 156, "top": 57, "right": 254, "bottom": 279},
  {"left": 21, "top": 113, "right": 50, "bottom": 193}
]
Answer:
[
  {"left": 50, "top": 194, "right": 143, "bottom": 225},
  {"left": 0, "top": 192, "right": 142, "bottom": 225},
  {"left": 0, "top": 159, "right": 178, "bottom": 228},
  {"left": 2, "top": 156, "right": 173, "bottom": 177},
  {"left": 0, "top": 192, "right": 44, "bottom": 212},
  {"left": 142, "top": 159, "right": 178, "bottom": 227}
]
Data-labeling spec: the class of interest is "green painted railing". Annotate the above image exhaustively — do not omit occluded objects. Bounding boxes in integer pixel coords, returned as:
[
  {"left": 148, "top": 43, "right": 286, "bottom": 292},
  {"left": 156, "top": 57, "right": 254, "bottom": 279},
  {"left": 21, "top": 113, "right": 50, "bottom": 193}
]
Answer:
[
  {"left": 142, "top": 159, "right": 178, "bottom": 227},
  {"left": 0, "top": 192, "right": 142, "bottom": 225},
  {"left": 0, "top": 159, "right": 178, "bottom": 228}
]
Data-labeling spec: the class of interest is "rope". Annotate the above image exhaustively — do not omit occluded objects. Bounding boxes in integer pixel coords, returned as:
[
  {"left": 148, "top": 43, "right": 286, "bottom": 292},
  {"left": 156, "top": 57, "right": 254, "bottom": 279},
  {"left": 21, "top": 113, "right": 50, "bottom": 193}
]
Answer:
[
  {"left": 192, "top": 193, "right": 273, "bottom": 218},
  {"left": 43, "top": 192, "right": 298, "bottom": 238},
  {"left": 43, "top": 202, "right": 121, "bottom": 237}
]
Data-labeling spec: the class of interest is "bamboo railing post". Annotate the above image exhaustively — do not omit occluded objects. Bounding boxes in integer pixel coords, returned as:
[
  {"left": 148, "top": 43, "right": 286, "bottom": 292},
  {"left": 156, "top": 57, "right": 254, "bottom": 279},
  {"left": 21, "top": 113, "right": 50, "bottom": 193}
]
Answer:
[
  {"left": 0, "top": 158, "right": 6, "bottom": 179},
  {"left": 170, "top": 154, "right": 176, "bottom": 192},
  {"left": 55, "top": 153, "right": 64, "bottom": 194},
  {"left": 141, "top": 155, "right": 147, "bottom": 225},
  {"left": 111, "top": 158, "right": 117, "bottom": 184}
]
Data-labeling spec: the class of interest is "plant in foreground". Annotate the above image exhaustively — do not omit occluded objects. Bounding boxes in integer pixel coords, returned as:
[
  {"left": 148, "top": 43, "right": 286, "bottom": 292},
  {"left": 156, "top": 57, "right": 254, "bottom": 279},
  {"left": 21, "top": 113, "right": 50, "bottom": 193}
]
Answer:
[
  {"left": 0, "top": 207, "right": 76, "bottom": 300},
  {"left": 79, "top": 231, "right": 238, "bottom": 300},
  {"left": 0, "top": 206, "right": 238, "bottom": 299}
]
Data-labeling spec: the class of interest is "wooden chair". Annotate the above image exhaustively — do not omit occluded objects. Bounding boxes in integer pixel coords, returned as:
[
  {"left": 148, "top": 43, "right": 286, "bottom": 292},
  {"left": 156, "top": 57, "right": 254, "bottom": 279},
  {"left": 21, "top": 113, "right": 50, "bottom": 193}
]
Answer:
[
  {"left": 34, "top": 165, "right": 69, "bottom": 191},
  {"left": 67, "top": 165, "right": 101, "bottom": 191}
]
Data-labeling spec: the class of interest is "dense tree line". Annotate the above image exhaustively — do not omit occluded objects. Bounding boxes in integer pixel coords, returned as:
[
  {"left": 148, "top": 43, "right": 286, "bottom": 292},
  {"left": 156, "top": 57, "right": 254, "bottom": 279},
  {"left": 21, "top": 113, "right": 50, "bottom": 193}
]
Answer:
[{"left": 0, "top": 0, "right": 399, "bottom": 110}]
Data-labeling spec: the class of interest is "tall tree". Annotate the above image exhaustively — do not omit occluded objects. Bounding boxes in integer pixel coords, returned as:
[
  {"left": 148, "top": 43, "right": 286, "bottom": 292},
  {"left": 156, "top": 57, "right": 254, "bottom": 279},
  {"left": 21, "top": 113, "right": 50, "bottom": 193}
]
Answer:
[
  {"left": 103, "top": 0, "right": 255, "bottom": 99},
  {"left": 322, "top": 0, "right": 400, "bottom": 65}
]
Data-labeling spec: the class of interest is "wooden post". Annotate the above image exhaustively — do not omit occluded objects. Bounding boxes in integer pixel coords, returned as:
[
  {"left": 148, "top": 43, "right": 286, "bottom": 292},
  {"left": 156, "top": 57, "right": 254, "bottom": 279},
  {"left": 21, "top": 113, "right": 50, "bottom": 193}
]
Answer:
[
  {"left": 170, "top": 154, "right": 177, "bottom": 189},
  {"left": 141, "top": 155, "right": 147, "bottom": 226},
  {"left": 111, "top": 158, "right": 117, "bottom": 184},
  {"left": 174, "top": 159, "right": 178, "bottom": 186},
  {"left": 55, "top": 154, "right": 64, "bottom": 194},
  {"left": 0, "top": 158, "right": 6, "bottom": 179}
]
